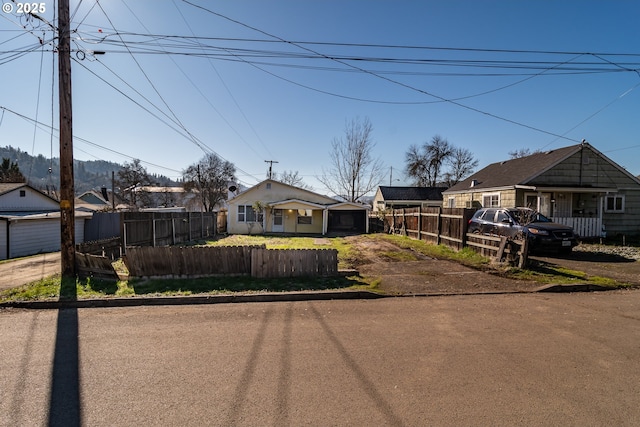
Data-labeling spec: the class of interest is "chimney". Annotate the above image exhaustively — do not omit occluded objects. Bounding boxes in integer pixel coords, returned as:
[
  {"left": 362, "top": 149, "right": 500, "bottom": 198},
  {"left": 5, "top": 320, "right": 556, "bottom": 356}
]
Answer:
[{"left": 101, "top": 187, "right": 109, "bottom": 201}]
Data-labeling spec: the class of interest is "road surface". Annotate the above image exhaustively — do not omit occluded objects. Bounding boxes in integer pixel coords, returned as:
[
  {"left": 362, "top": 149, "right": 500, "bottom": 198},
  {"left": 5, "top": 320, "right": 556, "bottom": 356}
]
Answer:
[{"left": 1, "top": 291, "right": 639, "bottom": 426}]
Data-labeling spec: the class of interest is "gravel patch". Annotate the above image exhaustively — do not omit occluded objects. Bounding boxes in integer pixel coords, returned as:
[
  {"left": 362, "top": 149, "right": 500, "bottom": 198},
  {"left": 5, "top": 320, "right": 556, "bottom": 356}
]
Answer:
[{"left": 574, "top": 243, "right": 640, "bottom": 261}]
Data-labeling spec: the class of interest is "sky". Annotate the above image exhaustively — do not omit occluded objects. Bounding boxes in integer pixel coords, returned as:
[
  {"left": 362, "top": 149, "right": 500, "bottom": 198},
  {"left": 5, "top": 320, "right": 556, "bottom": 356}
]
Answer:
[{"left": 1, "top": 0, "right": 639, "bottom": 196}]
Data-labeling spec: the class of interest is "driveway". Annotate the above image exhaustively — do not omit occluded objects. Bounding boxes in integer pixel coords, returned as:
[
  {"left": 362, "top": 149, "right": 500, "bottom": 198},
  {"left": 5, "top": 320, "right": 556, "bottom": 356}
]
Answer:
[{"left": 0, "top": 252, "right": 60, "bottom": 291}]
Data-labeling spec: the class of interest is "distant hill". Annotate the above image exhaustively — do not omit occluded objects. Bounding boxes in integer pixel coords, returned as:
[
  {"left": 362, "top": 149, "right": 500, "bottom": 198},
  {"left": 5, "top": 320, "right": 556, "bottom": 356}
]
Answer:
[{"left": 0, "top": 146, "right": 178, "bottom": 195}]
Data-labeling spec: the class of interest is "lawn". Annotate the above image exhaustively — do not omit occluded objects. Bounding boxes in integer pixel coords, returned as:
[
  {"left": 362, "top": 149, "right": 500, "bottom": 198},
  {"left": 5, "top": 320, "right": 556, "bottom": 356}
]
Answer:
[{"left": 0, "top": 234, "right": 631, "bottom": 303}]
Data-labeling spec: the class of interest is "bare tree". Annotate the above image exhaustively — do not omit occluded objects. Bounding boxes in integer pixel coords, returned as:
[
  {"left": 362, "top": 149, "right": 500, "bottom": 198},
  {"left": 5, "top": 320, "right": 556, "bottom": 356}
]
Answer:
[
  {"left": 405, "top": 144, "right": 430, "bottom": 187},
  {"left": 444, "top": 147, "right": 479, "bottom": 186},
  {"left": 405, "top": 135, "right": 454, "bottom": 186},
  {"left": 183, "top": 153, "right": 236, "bottom": 212},
  {"left": 275, "top": 170, "right": 312, "bottom": 190},
  {"left": 508, "top": 148, "right": 540, "bottom": 159},
  {"left": 116, "top": 159, "right": 155, "bottom": 209},
  {"left": 319, "top": 117, "right": 384, "bottom": 202}
]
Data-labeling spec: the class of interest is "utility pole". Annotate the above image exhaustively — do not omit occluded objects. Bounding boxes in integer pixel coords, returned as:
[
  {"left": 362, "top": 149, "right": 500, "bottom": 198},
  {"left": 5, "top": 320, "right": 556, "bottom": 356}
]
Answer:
[
  {"left": 58, "top": 0, "right": 75, "bottom": 277},
  {"left": 265, "top": 160, "right": 278, "bottom": 179}
]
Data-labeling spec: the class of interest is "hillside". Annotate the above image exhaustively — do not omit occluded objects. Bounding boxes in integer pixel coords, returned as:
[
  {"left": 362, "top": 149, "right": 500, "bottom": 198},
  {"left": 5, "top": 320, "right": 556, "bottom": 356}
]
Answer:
[{"left": 0, "top": 146, "right": 178, "bottom": 195}]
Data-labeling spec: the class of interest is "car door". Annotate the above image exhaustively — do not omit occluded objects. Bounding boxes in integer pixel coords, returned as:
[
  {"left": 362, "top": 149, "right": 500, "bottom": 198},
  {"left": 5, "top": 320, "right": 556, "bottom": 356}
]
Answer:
[
  {"left": 480, "top": 209, "right": 496, "bottom": 235},
  {"left": 494, "top": 209, "right": 518, "bottom": 238}
]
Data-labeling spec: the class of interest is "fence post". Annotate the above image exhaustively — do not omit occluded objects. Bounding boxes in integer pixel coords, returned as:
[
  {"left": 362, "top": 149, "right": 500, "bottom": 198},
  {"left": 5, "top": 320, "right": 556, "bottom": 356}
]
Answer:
[
  {"left": 436, "top": 206, "right": 442, "bottom": 245},
  {"left": 418, "top": 206, "right": 423, "bottom": 241},
  {"left": 402, "top": 208, "right": 407, "bottom": 236},
  {"left": 120, "top": 212, "right": 126, "bottom": 255},
  {"left": 171, "top": 214, "right": 176, "bottom": 245},
  {"left": 152, "top": 212, "right": 157, "bottom": 247}
]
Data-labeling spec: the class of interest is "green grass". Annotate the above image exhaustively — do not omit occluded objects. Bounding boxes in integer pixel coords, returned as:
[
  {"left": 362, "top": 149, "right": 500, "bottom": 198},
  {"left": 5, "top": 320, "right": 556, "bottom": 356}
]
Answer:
[{"left": 0, "top": 234, "right": 631, "bottom": 303}]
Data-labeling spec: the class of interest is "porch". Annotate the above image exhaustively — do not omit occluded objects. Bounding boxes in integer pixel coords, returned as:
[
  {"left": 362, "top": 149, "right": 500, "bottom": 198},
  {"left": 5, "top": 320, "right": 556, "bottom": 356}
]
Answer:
[
  {"left": 524, "top": 187, "right": 614, "bottom": 239},
  {"left": 550, "top": 216, "right": 603, "bottom": 239}
]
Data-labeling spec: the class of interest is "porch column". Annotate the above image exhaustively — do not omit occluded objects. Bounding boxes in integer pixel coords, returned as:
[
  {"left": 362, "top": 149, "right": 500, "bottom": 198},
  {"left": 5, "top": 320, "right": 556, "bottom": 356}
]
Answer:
[{"left": 322, "top": 209, "right": 328, "bottom": 235}]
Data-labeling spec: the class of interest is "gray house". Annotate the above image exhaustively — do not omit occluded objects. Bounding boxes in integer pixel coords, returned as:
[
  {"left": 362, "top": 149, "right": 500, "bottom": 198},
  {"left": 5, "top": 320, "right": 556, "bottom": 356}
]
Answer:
[
  {"left": 372, "top": 186, "right": 448, "bottom": 212},
  {"left": 0, "top": 183, "right": 91, "bottom": 259},
  {"left": 442, "top": 142, "right": 640, "bottom": 238}
]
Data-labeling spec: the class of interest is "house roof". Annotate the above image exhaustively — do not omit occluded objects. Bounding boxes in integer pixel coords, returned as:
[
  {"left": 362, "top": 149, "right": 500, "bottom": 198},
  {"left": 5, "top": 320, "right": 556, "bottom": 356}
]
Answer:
[
  {"left": 229, "top": 179, "right": 338, "bottom": 205},
  {"left": 444, "top": 144, "right": 584, "bottom": 193},
  {"left": 378, "top": 186, "right": 448, "bottom": 201},
  {"left": 0, "top": 182, "right": 27, "bottom": 196},
  {"left": 0, "top": 183, "right": 60, "bottom": 204}
]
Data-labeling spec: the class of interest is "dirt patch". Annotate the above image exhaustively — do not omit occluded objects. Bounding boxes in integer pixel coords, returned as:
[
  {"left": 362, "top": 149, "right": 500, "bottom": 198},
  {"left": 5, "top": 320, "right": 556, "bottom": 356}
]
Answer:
[
  {"left": 531, "top": 244, "right": 640, "bottom": 287},
  {"left": 345, "top": 236, "right": 640, "bottom": 295},
  {"left": 345, "top": 236, "right": 540, "bottom": 295}
]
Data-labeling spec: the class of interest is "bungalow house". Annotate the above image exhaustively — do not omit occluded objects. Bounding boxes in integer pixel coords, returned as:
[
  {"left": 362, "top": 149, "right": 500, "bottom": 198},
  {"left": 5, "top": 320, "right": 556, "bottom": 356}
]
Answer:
[
  {"left": 442, "top": 142, "right": 640, "bottom": 238},
  {"left": 227, "top": 179, "right": 370, "bottom": 235},
  {"left": 372, "top": 186, "right": 448, "bottom": 212},
  {"left": 0, "top": 183, "right": 91, "bottom": 259}
]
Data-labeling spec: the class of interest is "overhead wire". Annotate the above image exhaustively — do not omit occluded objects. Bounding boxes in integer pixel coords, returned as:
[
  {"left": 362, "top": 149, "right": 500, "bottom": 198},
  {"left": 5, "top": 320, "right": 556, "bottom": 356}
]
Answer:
[
  {"left": 89, "top": 1, "right": 261, "bottom": 184},
  {"left": 180, "top": 1, "right": 582, "bottom": 143},
  {"left": 170, "top": 0, "right": 275, "bottom": 160}
]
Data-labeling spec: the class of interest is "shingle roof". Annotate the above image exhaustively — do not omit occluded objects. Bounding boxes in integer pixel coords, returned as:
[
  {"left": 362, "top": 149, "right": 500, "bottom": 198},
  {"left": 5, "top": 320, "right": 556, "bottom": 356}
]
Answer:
[
  {"left": 379, "top": 186, "right": 448, "bottom": 201},
  {"left": 445, "top": 144, "right": 582, "bottom": 193},
  {"left": 0, "top": 182, "right": 27, "bottom": 196}
]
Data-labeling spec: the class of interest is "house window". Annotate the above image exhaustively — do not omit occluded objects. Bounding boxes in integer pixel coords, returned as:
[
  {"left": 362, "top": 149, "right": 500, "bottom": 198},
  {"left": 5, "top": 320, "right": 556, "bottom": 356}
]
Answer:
[
  {"left": 237, "top": 205, "right": 264, "bottom": 222},
  {"left": 447, "top": 197, "right": 455, "bottom": 208},
  {"left": 297, "top": 209, "right": 312, "bottom": 225},
  {"left": 482, "top": 193, "right": 500, "bottom": 207},
  {"left": 19, "top": 190, "right": 26, "bottom": 197},
  {"left": 605, "top": 195, "right": 624, "bottom": 213}
]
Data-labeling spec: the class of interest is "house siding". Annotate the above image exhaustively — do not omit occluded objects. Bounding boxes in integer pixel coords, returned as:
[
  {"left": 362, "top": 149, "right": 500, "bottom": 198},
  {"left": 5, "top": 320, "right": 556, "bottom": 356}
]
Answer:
[
  {"left": 602, "top": 189, "right": 640, "bottom": 236},
  {"left": 0, "top": 219, "right": 6, "bottom": 259},
  {"left": 530, "top": 147, "right": 639, "bottom": 188},
  {"left": 0, "top": 186, "right": 59, "bottom": 211},
  {"left": 4, "top": 217, "right": 86, "bottom": 259}
]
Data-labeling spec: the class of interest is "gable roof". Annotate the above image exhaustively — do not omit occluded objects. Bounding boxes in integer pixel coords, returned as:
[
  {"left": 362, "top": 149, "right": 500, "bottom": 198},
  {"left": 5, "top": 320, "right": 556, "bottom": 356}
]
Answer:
[
  {"left": 229, "top": 179, "right": 338, "bottom": 205},
  {"left": 0, "top": 183, "right": 60, "bottom": 204},
  {"left": 378, "top": 186, "right": 448, "bottom": 201},
  {"left": 0, "top": 182, "right": 28, "bottom": 196}
]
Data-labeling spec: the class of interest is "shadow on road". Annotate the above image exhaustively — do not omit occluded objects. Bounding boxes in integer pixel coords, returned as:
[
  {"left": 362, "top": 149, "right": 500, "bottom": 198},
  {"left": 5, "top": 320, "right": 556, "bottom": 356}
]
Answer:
[{"left": 48, "top": 277, "right": 81, "bottom": 427}]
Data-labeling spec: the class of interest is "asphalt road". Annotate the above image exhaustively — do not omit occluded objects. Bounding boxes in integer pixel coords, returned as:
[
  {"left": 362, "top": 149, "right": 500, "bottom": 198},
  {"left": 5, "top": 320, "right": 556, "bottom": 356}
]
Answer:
[{"left": 2, "top": 290, "right": 640, "bottom": 426}]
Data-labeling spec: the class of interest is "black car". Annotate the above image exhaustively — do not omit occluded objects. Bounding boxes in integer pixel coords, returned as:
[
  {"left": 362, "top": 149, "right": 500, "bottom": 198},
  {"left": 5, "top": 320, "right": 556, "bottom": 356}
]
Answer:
[{"left": 468, "top": 207, "right": 579, "bottom": 252}]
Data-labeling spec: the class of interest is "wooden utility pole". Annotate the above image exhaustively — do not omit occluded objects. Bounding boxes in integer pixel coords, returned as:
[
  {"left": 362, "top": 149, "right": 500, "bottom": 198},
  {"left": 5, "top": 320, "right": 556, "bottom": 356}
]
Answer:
[
  {"left": 58, "top": 0, "right": 75, "bottom": 277},
  {"left": 265, "top": 160, "right": 278, "bottom": 179}
]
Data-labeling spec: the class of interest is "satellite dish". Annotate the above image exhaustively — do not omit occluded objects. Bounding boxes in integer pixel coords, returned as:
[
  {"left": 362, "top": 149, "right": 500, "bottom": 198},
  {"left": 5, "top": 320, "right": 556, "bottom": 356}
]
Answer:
[{"left": 229, "top": 185, "right": 237, "bottom": 193}]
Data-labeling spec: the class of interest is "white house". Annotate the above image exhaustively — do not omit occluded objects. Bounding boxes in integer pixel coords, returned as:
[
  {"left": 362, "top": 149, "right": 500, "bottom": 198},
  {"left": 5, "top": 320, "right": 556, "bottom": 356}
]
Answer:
[
  {"left": 0, "top": 183, "right": 91, "bottom": 259},
  {"left": 227, "top": 179, "right": 370, "bottom": 235}
]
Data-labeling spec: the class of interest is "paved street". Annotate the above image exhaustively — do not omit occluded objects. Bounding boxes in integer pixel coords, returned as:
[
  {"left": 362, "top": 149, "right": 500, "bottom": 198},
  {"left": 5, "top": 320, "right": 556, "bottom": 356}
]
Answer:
[{"left": 1, "top": 291, "right": 640, "bottom": 426}]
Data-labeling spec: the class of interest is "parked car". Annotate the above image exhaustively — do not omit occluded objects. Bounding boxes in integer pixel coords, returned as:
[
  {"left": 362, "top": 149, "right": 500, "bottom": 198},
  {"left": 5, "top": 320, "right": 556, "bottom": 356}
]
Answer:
[{"left": 468, "top": 207, "right": 579, "bottom": 253}]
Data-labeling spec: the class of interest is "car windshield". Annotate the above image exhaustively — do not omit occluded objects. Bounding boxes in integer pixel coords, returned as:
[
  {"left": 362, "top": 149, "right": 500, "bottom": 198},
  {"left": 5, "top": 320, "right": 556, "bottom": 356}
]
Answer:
[{"left": 508, "top": 209, "right": 551, "bottom": 225}]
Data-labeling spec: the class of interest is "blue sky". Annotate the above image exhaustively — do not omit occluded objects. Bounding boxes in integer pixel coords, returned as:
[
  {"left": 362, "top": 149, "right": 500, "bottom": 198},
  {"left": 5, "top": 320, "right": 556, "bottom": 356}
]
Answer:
[{"left": 1, "top": 0, "right": 639, "bottom": 194}]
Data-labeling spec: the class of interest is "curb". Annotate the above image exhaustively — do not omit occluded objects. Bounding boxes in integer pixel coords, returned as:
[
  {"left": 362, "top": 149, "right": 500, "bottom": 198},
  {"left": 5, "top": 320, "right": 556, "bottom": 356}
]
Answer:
[
  {"left": 0, "top": 290, "right": 386, "bottom": 310},
  {"left": 533, "top": 283, "right": 615, "bottom": 293},
  {"left": 0, "top": 283, "right": 622, "bottom": 310}
]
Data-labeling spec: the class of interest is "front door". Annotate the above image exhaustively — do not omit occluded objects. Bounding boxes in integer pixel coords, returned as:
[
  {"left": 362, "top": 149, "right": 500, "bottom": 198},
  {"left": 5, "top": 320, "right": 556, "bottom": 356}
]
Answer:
[{"left": 272, "top": 209, "right": 284, "bottom": 232}]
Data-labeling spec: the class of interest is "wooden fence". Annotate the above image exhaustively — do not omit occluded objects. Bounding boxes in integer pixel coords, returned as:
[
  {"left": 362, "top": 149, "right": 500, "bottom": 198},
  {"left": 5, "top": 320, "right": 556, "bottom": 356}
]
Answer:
[
  {"left": 123, "top": 211, "right": 217, "bottom": 248},
  {"left": 251, "top": 248, "right": 338, "bottom": 278},
  {"left": 370, "top": 207, "right": 530, "bottom": 266},
  {"left": 123, "top": 245, "right": 339, "bottom": 279},
  {"left": 75, "top": 252, "right": 119, "bottom": 279},
  {"left": 370, "top": 207, "right": 476, "bottom": 251},
  {"left": 465, "top": 234, "right": 528, "bottom": 267}
]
